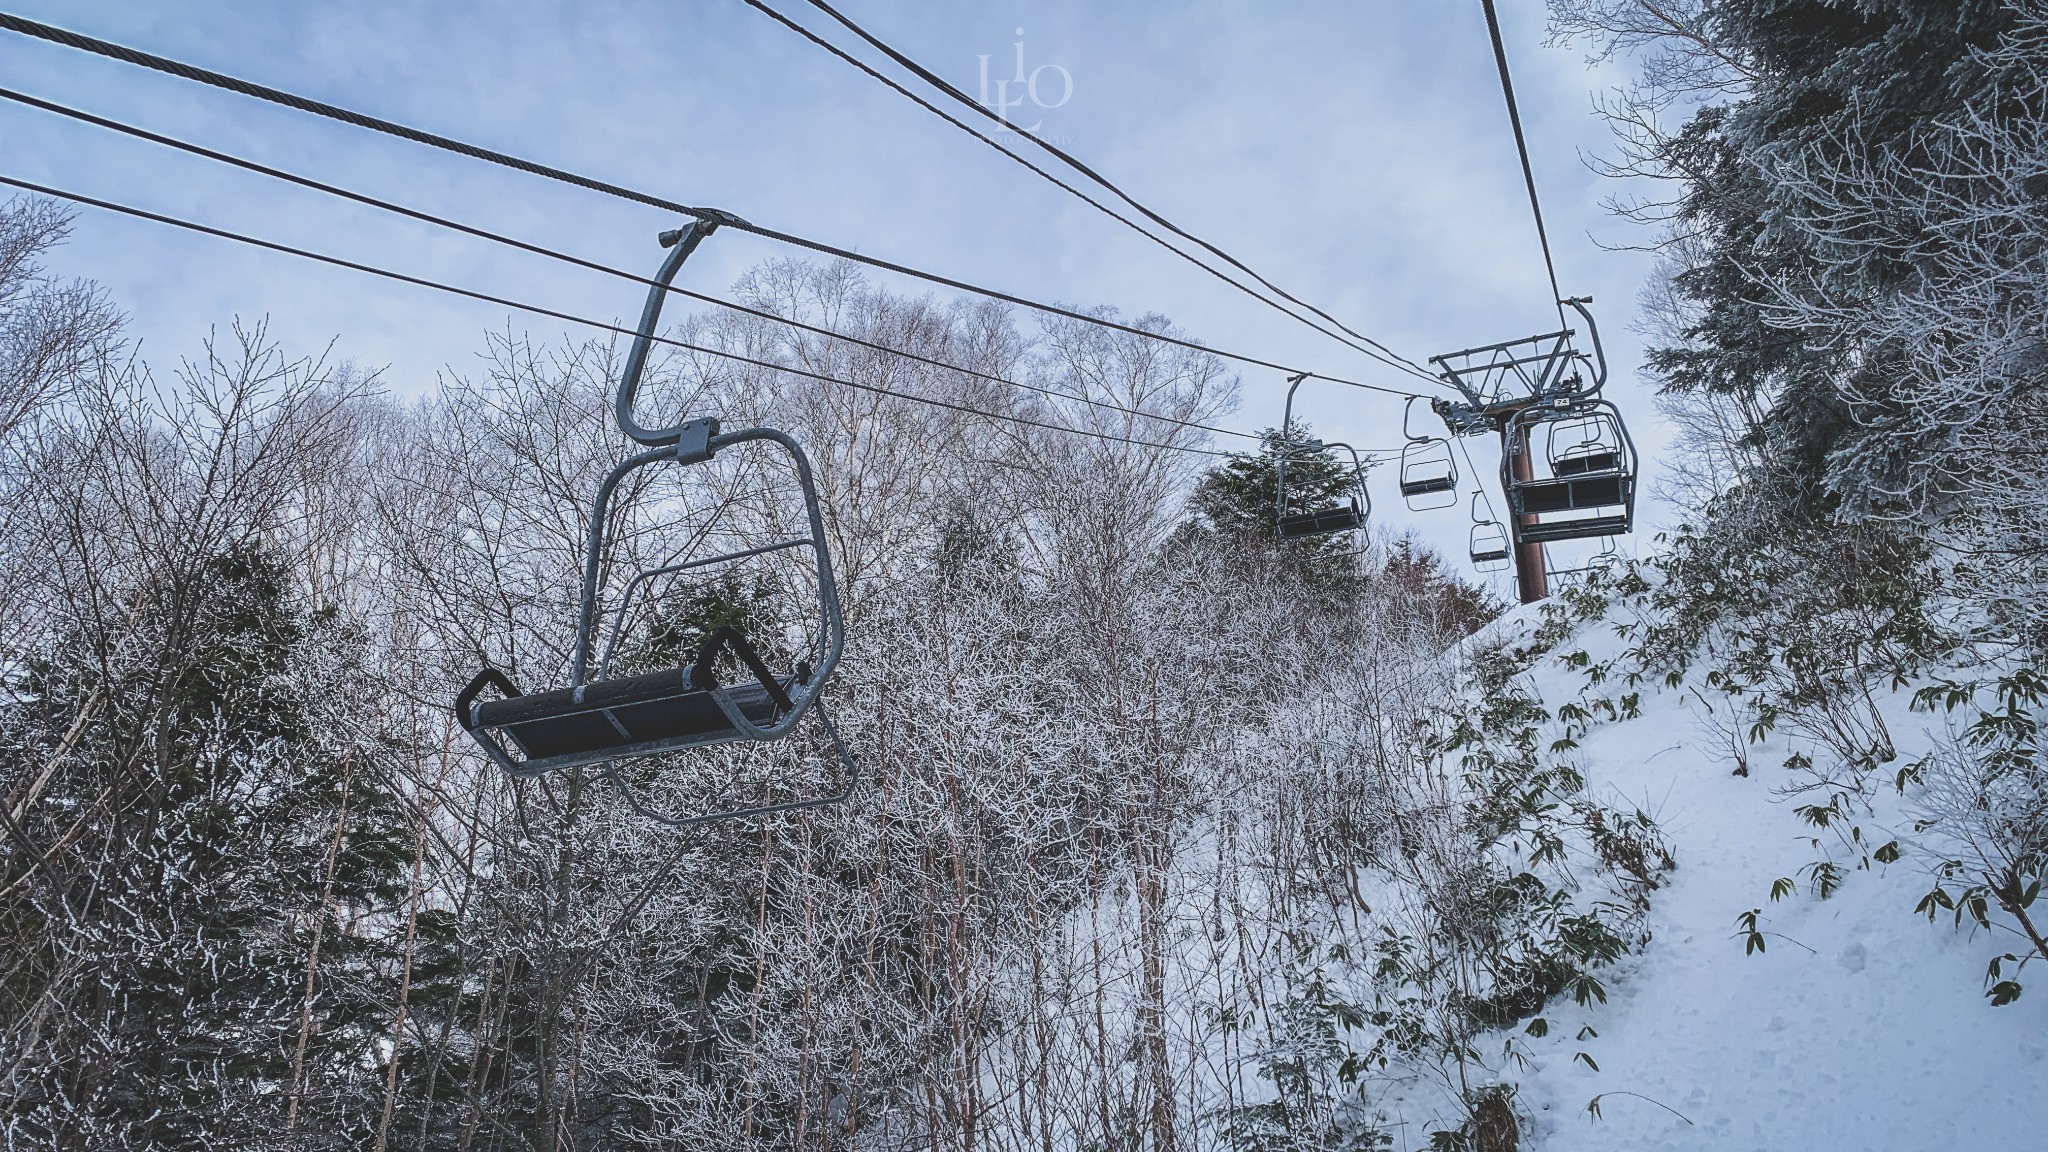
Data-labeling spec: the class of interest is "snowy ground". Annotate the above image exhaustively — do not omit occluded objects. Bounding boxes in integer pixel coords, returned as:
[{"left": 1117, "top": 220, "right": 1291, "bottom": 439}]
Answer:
[{"left": 1498, "top": 606, "right": 2048, "bottom": 1150}]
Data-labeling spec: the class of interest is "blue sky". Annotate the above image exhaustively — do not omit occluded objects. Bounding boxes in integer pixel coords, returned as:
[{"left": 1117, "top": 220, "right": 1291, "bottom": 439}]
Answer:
[{"left": 1, "top": 0, "right": 1664, "bottom": 584}]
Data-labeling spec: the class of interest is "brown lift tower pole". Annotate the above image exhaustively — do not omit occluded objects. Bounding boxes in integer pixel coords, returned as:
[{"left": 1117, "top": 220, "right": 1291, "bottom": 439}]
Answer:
[{"left": 1507, "top": 418, "right": 1548, "bottom": 604}]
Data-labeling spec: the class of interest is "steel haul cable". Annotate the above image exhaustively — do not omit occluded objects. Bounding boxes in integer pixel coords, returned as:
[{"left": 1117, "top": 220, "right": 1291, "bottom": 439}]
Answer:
[
  {"left": 0, "top": 9, "right": 1434, "bottom": 399},
  {"left": 743, "top": 0, "right": 1445, "bottom": 385},
  {"left": 0, "top": 172, "right": 1249, "bottom": 458},
  {"left": 0, "top": 86, "right": 1271, "bottom": 446},
  {"left": 784, "top": 0, "right": 1443, "bottom": 382},
  {"left": 1476, "top": 0, "right": 1568, "bottom": 330}
]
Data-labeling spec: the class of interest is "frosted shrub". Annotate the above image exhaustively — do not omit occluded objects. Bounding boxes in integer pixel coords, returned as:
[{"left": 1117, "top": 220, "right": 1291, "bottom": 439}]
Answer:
[{"left": 1906, "top": 668, "right": 2048, "bottom": 1001}]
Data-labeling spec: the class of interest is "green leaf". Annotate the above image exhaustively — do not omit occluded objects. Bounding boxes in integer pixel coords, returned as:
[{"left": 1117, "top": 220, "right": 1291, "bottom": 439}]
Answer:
[
  {"left": 1987, "top": 981, "right": 2023, "bottom": 1007},
  {"left": 1736, "top": 908, "right": 1766, "bottom": 954},
  {"left": 1573, "top": 1051, "right": 1600, "bottom": 1071},
  {"left": 1569, "top": 972, "right": 1609, "bottom": 1006},
  {"left": 1769, "top": 877, "right": 1796, "bottom": 902},
  {"left": 1806, "top": 860, "right": 1843, "bottom": 900},
  {"left": 1873, "top": 840, "right": 1901, "bottom": 864},
  {"left": 1524, "top": 1017, "right": 1549, "bottom": 1038}
]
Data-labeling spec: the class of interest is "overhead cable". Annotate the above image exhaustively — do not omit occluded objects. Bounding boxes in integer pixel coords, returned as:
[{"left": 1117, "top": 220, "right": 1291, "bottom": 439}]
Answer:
[
  {"left": 744, "top": 0, "right": 1444, "bottom": 385},
  {"left": 786, "top": 0, "right": 1442, "bottom": 380},
  {"left": 0, "top": 172, "right": 1245, "bottom": 458},
  {"left": 0, "top": 10, "right": 1432, "bottom": 399},
  {"left": 0, "top": 86, "right": 1269, "bottom": 446},
  {"left": 1476, "top": 0, "right": 1567, "bottom": 330}
]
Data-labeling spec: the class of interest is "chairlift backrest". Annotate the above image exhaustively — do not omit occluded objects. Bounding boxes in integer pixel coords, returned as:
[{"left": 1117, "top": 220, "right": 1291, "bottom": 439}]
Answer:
[{"left": 1547, "top": 412, "right": 1623, "bottom": 477}]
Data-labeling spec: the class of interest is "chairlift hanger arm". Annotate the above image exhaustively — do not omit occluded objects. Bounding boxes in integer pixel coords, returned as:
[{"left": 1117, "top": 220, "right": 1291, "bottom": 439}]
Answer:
[
  {"left": 1274, "top": 371, "right": 1310, "bottom": 523},
  {"left": 1563, "top": 296, "right": 1607, "bottom": 395},
  {"left": 618, "top": 218, "right": 725, "bottom": 447},
  {"left": 1402, "top": 395, "right": 1436, "bottom": 442}
]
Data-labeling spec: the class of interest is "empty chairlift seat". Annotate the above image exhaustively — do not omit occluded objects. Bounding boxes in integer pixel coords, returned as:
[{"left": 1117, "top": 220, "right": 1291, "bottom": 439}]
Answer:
[
  {"left": 1469, "top": 523, "right": 1511, "bottom": 566},
  {"left": 1468, "top": 492, "right": 1511, "bottom": 569},
  {"left": 1398, "top": 397, "right": 1459, "bottom": 510},
  {"left": 1398, "top": 443, "right": 1458, "bottom": 502},
  {"left": 1275, "top": 436, "right": 1371, "bottom": 542},
  {"left": 1503, "top": 401, "right": 1637, "bottom": 544},
  {"left": 458, "top": 626, "right": 806, "bottom": 779},
  {"left": 452, "top": 421, "right": 856, "bottom": 827},
  {"left": 452, "top": 223, "right": 854, "bottom": 825},
  {"left": 1278, "top": 497, "right": 1365, "bottom": 539}
]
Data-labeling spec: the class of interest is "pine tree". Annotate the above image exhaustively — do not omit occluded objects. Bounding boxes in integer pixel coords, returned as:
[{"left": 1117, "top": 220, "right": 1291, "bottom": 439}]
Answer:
[
  {"left": 1184, "top": 424, "right": 1366, "bottom": 576},
  {"left": 1, "top": 544, "right": 414, "bottom": 1148},
  {"left": 1620, "top": 0, "right": 2019, "bottom": 493}
]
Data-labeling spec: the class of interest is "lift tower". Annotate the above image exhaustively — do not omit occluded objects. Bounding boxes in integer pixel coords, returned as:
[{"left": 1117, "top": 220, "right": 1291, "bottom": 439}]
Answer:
[{"left": 1428, "top": 298, "right": 1637, "bottom": 605}]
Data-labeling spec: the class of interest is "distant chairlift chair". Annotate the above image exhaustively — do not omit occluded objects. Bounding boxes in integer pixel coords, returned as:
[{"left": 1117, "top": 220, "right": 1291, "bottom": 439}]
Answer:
[
  {"left": 453, "top": 220, "right": 854, "bottom": 825},
  {"left": 1546, "top": 538, "right": 1623, "bottom": 587},
  {"left": 1279, "top": 439, "right": 1372, "bottom": 543},
  {"left": 1500, "top": 398, "right": 1637, "bottom": 545},
  {"left": 1398, "top": 396, "right": 1459, "bottom": 511},
  {"left": 1274, "top": 374, "right": 1370, "bottom": 539},
  {"left": 1467, "top": 491, "right": 1511, "bottom": 572}
]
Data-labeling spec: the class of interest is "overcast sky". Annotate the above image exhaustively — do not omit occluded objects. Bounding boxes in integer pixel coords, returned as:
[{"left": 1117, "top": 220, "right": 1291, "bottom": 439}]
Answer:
[{"left": 1, "top": 0, "right": 1668, "bottom": 588}]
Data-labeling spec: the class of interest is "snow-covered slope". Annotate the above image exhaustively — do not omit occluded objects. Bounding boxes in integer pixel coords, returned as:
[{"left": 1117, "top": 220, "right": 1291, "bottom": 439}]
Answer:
[{"left": 1494, "top": 606, "right": 2048, "bottom": 1150}]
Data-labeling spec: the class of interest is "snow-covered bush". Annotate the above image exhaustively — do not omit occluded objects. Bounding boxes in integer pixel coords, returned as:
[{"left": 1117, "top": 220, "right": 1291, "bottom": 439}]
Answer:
[{"left": 1552, "top": 0, "right": 2048, "bottom": 997}]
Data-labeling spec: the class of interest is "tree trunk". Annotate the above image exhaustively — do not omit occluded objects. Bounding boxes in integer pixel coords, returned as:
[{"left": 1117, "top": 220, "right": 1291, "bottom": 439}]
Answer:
[{"left": 286, "top": 753, "right": 356, "bottom": 1143}]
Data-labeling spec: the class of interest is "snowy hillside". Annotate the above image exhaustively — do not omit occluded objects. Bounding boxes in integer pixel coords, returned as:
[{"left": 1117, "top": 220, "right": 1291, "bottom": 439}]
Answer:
[{"left": 1491, "top": 600, "right": 2048, "bottom": 1150}]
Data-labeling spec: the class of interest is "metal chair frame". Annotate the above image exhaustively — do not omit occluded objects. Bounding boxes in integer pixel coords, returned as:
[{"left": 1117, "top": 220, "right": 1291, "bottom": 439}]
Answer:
[
  {"left": 1546, "top": 538, "right": 1624, "bottom": 587},
  {"left": 454, "top": 220, "right": 855, "bottom": 826},
  {"left": 1274, "top": 374, "right": 1371, "bottom": 541},
  {"left": 1398, "top": 396, "right": 1459, "bottom": 510},
  {"left": 1467, "top": 491, "right": 1511, "bottom": 572},
  {"left": 1499, "top": 397, "right": 1637, "bottom": 546}
]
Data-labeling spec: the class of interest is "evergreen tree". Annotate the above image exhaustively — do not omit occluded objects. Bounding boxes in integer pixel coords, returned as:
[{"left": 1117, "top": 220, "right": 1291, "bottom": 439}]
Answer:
[
  {"left": 1185, "top": 424, "right": 1366, "bottom": 575},
  {"left": 1, "top": 544, "right": 414, "bottom": 1148},
  {"left": 1378, "top": 534, "right": 1507, "bottom": 638},
  {"left": 1605, "top": 0, "right": 2019, "bottom": 493}
]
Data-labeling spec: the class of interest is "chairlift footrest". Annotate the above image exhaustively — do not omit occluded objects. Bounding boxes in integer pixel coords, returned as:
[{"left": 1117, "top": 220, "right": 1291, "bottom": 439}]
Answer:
[{"left": 1515, "top": 515, "right": 1632, "bottom": 545}]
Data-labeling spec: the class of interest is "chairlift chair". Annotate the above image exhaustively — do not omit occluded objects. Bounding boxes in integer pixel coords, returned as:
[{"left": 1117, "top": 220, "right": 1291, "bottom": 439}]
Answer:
[
  {"left": 1273, "top": 374, "right": 1372, "bottom": 540},
  {"left": 1500, "top": 397, "right": 1637, "bottom": 545},
  {"left": 1467, "top": 491, "right": 1511, "bottom": 572},
  {"left": 1278, "top": 439, "right": 1372, "bottom": 541},
  {"left": 1586, "top": 538, "right": 1623, "bottom": 575},
  {"left": 454, "top": 221, "right": 854, "bottom": 823},
  {"left": 1397, "top": 397, "right": 1459, "bottom": 511}
]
